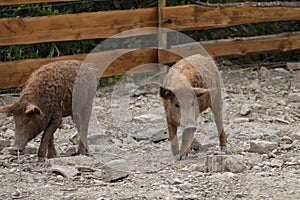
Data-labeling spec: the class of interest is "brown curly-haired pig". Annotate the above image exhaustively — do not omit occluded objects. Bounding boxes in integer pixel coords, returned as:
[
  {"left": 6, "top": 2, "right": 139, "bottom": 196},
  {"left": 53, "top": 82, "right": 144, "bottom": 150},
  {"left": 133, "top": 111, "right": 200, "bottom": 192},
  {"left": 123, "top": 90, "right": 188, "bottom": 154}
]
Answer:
[
  {"left": 0, "top": 60, "right": 96, "bottom": 161},
  {"left": 160, "top": 54, "right": 227, "bottom": 160}
]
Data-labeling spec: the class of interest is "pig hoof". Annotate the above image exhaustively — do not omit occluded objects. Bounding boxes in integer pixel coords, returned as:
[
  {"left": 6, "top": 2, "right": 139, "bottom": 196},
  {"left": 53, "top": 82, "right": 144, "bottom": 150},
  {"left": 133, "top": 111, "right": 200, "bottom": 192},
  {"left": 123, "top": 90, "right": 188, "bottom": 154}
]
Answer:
[
  {"left": 220, "top": 146, "right": 227, "bottom": 151},
  {"left": 175, "top": 154, "right": 188, "bottom": 161},
  {"left": 38, "top": 157, "right": 46, "bottom": 162},
  {"left": 220, "top": 146, "right": 232, "bottom": 154},
  {"left": 179, "top": 155, "right": 187, "bottom": 160}
]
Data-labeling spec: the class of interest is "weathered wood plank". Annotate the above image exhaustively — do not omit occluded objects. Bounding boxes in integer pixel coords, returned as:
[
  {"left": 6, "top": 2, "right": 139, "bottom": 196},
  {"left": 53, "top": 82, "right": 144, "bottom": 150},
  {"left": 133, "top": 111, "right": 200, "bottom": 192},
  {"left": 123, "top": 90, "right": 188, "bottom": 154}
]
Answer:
[
  {"left": 200, "top": 32, "right": 300, "bottom": 57},
  {"left": 1, "top": 4, "right": 300, "bottom": 46},
  {"left": 0, "top": 0, "right": 79, "bottom": 6},
  {"left": 0, "top": 49, "right": 159, "bottom": 89},
  {"left": 1, "top": 32, "right": 300, "bottom": 89},
  {"left": 158, "top": 32, "right": 300, "bottom": 63},
  {"left": 0, "top": 8, "right": 158, "bottom": 46},
  {"left": 161, "top": 4, "right": 300, "bottom": 30}
]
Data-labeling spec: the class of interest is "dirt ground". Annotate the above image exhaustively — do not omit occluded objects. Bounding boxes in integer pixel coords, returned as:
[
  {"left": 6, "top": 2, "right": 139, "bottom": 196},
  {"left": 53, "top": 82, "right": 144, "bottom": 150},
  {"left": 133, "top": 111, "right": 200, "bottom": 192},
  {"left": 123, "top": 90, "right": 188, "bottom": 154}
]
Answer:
[{"left": 0, "top": 63, "right": 300, "bottom": 200}]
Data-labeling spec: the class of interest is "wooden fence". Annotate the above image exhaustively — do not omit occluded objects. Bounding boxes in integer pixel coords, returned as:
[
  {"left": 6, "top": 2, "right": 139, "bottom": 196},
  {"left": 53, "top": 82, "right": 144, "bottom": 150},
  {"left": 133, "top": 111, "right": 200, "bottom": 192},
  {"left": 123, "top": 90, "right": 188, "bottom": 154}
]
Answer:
[{"left": 0, "top": 1, "right": 300, "bottom": 89}]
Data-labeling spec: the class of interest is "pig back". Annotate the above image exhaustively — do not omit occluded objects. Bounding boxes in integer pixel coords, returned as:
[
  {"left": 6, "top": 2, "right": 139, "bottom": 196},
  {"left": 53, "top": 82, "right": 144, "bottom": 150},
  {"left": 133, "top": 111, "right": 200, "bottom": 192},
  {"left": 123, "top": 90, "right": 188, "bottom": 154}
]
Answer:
[
  {"left": 19, "top": 60, "right": 92, "bottom": 117},
  {"left": 163, "top": 54, "right": 221, "bottom": 111}
]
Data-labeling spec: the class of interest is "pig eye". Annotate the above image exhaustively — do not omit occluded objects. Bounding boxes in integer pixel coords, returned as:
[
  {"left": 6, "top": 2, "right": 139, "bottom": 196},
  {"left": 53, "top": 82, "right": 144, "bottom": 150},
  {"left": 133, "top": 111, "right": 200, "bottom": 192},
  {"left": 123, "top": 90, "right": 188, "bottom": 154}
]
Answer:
[
  {"left": 174, "top": 103, "right": 181, "bottom": 109},
  {"left": 24, "top": 118, "right": 30, "bottom": 124}
]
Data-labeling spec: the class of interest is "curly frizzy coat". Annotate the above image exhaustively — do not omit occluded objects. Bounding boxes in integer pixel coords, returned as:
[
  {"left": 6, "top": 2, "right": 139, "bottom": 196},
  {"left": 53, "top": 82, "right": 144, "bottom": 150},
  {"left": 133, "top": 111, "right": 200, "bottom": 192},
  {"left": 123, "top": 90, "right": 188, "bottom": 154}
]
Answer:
[{"left": 0, "top": 60, "right": 96, "bottom": 160}]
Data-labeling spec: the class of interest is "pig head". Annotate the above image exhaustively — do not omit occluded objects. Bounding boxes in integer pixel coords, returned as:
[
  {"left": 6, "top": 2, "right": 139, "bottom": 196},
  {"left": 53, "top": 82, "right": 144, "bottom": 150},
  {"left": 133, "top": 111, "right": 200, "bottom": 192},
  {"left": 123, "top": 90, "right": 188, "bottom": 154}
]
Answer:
[
  {"left": 160, "top": 54, "right": 227, "bottom": 160},
  {"left": 0, "top": 101, "right": 46, "bottom": 150}
]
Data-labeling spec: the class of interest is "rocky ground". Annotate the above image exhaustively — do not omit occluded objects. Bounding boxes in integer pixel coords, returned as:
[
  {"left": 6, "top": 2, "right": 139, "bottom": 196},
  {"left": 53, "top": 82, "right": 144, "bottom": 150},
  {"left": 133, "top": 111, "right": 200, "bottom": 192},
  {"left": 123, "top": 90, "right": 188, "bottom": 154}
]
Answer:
[{"left": 0, "top": 63, "right": 299, "bottom": 199}]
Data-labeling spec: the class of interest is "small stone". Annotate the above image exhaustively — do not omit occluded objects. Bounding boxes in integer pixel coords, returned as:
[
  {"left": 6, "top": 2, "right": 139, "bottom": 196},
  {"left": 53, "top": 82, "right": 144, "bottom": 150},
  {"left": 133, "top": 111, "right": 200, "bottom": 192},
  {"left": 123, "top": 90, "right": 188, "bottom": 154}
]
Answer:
[
  {"left": 179, "top": 182, "right": 193, "bottom": 190},
  {"left": 61, "top": 124, "right": 71, "bottom": 130},
  {"left": 0, "top": 139, "right": 10, "bottom": 150},
  {"left": 251, "top": 165, "right": 262, "bottom": 172},
  {"left": 191, "top": 138, "right": 201, "bottom": 151},
  {"left": 24, "top": 146, "right": 37, "bottom": 154},
  {"left": 88, "top": 134, "right": 112, "bottom": 145},
  {"left": 292, "top": 140, "right": 300, "bottom": 148},
  {"left": 111, "top": 138, "right": 122, "bottom": 146},
  {"left": 5, "top": 129, "right": 14, "bottom": 139},
  {"left": 249, "top": 140, "right": 278, "bottom": 154},
  {"left": 277, "top": 100, "right": 286, "bottom": 106},
  {"left": 69, "top": 133, "right": 79, "bottom": 145},
  {"left": 270, "top": 159, "right": 284, "bottom": 168},
  {"left": 264, "top": 135, "right": 280, "bottom": 143},
  {"left": 259, "top": 67, "right": 270, "bottom": 78},
  {"left": 273, "top": 68, "right": 289, "bottom": 74},
  {"left": 233, "top": 117, "right": 250, "bottom": 123},
  {"left": 174, "top": 195, "right": 184, "bottom": 200},
  {"left": 284, "top": 161, "right": 297, "bottom": 166},
  {"left": 281, "top": 136, "right": 293, "bottom": 144},
  {"left": 291, "top": 132, "right": 300, "bottom": 141},
  {"left": 133, "top": 114, "right": 164, "bottom": 123},
  {"left": 240, "top": 104, "right": 251, "bottom": 116},
  {"left": 288, "top": 93, "right": 300, "bottom": 103},
  {"left": 1, "top": 147, "right": 20, "bottom": 156},
  {"left": 173, "top": 178, "right": 183, "bottom": 184},
  {"left": 275, "top": 118, "right": 290, "bottom": 124},
  {"left": 150, "top": 128, "right": 168, "bottom": 143},
  {"left": 280, "top": 144, "right": 293, "bottom": 151},
  {"left": 244, "top": 152, "right": 263, "bottom": 166}
]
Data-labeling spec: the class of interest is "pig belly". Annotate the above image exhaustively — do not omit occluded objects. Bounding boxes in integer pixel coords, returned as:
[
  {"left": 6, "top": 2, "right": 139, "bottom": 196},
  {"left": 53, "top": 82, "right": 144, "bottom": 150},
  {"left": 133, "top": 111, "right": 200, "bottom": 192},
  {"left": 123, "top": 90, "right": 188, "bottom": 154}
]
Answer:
[{"left": 198, "top": 94, "right": 211, "bottom": 113}]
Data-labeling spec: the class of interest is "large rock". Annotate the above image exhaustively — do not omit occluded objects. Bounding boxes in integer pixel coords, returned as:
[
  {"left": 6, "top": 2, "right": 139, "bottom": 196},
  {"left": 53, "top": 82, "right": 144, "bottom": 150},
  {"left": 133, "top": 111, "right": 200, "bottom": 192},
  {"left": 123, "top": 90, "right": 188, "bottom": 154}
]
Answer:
[
  {"left": 51, "top": 165, "right": 79, "bottom": 179},
  {"left": 102, "top": 159, "right": 130, "bottom": 182},
  {"left": 249, "top": 140, "right": 278, "bottom": 154},
  {"left": 206, "top": 155, "right": 246, "bottom": 173}
]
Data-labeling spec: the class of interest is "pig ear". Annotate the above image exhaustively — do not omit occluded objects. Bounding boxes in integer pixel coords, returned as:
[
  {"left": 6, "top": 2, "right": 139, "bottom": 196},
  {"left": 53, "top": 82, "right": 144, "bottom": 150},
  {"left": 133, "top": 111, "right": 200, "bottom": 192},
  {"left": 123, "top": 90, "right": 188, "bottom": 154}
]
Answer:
[
  {"left": 0, "top": 104, "right": 14, "bottom": 116},
  {"left": 194, "top": 88, "right": 209, "bottom": 97},
  {"left": 160, "top": 86, "right": 175, "bottom": 100},
  {"left": 25, "top": 103, "right": 44, "bottom": 116}
]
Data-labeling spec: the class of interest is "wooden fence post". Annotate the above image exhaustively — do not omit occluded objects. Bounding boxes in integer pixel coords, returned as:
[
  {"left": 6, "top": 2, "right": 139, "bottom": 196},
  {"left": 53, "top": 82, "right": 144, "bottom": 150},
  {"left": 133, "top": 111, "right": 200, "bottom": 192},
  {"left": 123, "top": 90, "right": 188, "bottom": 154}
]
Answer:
[{"left": 158, "top": 0, "right": 168, "bottom": 82}]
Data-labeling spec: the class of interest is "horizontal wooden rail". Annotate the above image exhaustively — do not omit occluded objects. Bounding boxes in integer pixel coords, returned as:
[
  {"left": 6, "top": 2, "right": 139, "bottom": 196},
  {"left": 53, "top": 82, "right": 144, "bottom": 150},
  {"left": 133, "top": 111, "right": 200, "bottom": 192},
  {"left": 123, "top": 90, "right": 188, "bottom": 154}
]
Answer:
[
  {"left": 0, "top": 8, "right": 158, "bottom": 46},
  {"left": 0, "top": 0, "right": 80, "bottom": 6},
  {"left": 161, "top": 4, "right": 300, "bottom": 31},
  {"left": 1, "top": 31, "right": 299, "bottom": 89},
  {"left": 1, "top": 3, "right": 300, "bottom": 46}
]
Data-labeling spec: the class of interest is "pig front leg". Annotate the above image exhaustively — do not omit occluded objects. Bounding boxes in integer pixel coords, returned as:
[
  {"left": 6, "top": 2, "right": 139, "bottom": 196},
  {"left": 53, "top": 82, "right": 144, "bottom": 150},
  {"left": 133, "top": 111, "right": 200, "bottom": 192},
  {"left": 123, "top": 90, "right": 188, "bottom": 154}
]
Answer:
[
  {"left": 167, "top": 124, "right": 179, "bottom": 156},
  {"left": 47, "top": 133, "right": 57, "bottom": 158},
  {"left": 38, "top": 119, "right": 61, "bottom": 161}
]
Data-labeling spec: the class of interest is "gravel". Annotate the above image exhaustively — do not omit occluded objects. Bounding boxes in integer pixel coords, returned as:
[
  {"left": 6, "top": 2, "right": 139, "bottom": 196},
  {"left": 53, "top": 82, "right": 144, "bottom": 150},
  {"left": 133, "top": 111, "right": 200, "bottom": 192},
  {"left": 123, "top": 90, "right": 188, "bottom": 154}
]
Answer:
[{"left": 0, "top": 65, "right": 299, "bottom": 199}]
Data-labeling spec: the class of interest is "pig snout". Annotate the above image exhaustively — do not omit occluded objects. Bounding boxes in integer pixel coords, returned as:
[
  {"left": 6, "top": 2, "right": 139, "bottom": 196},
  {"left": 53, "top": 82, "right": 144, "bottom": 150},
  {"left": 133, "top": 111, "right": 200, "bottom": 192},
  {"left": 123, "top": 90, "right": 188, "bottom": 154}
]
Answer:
[
  {"left": 14, "top": 140, "right": 26, "bottom": 151},
  {"left": 14, "top": 135, "right": 29, "bottom": 151},
  {"left": 184, "top": 125, "right": 197, "bottom": 133}
]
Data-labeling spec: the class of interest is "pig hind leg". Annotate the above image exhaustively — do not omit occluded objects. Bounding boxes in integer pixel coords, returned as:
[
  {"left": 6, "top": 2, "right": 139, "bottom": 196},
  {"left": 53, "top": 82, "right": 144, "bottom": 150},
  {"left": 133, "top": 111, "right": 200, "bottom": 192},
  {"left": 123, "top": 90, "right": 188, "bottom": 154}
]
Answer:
[
  {"left": 211, "top": 94, "right": 227, "bottom": 150},
  {"left": 74, "top": 105, "right": 92, "bottom": 155}
]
